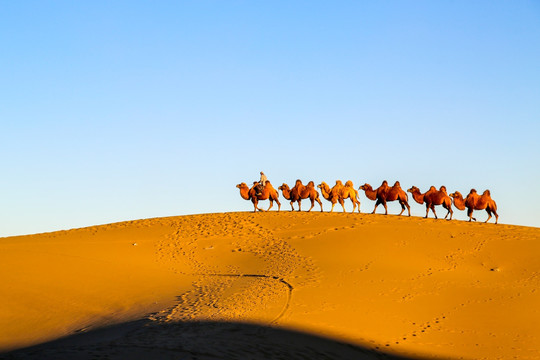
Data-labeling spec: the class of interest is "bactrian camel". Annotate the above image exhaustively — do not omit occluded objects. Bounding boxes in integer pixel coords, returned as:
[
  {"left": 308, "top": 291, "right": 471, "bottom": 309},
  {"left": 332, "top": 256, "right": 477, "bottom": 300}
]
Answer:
[
  {"left": 236, "top": 181, "right": 281, "bottom": 212},
  {"left": 450, "top": 189, "right": 498, "bottom": 224},
  {"left": 359, "top": 180, "right": 410, "bottom": 216},
  {"left": 317, "top": 180, "right": 361, "bottom": 213},
  {"left": 408, "top": 186, "right": 453, "bottom": 220},
  {"left": 279, "top": 180, "right": 323, "bottom": 212}
]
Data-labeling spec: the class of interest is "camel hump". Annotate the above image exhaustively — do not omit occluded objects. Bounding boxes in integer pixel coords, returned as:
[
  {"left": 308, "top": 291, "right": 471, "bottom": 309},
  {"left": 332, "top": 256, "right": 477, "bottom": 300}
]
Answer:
[
  {"left": 394, "top": 181, "right": 400, "bottom": 187},
  {"left": 381, "top": 180, "right": 388, "bottom": 186},
  {"left": 483, "top": 189, "right": 491, "bottom": 196},
  {"left": 440, "top": 186, "right": 447, "bottom": 193},
  {"left": 345, "top": 180, "right": 353, "bottom": 187},
  {"left": 470, "top": 188, "right": 477, "bottom": 194}
]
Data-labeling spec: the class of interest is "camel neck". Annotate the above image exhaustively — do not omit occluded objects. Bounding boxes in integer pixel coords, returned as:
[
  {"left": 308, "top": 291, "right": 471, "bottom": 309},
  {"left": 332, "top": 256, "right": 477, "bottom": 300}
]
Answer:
[
  {"left": 363, "top": 187, "right": 377, "bottom": 201},
  {"left": 411, "top": 190, "right": 424, "bottom": 205},
  {"left": 282, "top": 188, "right": 291, "bottom": 200},
  {"left": 453, "top": 196, "right": 466, "bottom": 210},
  {"left": 320, "top": 185, "right": 331, "bottom": 200},
  {"left": 240, "top": 187, "right": 251, "bottom": 200}
]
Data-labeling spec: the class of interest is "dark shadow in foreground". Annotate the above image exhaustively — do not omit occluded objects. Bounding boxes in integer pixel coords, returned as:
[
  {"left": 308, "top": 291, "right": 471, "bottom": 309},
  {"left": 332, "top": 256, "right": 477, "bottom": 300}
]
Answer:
[{"left": 2, "top": 320, "right": 441, "bottom": 360}]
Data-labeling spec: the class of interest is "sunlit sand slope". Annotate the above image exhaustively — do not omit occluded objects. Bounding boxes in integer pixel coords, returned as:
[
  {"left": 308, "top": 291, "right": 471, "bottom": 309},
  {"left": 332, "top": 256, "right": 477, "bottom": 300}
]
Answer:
[{"left": 1, "top": 212, "right": 539, "bottom": 359}]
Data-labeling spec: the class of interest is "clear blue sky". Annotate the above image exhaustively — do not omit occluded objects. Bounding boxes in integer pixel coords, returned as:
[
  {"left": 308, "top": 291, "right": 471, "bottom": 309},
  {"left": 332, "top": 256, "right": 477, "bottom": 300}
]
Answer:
[{"left": 1, "top": 1, "right": 539, "bottom": 236}]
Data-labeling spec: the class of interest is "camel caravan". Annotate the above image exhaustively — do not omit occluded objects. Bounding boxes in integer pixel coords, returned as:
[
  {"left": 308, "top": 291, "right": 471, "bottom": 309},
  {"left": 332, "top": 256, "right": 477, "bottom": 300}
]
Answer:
[{"left": 236, "top": 177, "right": 499, "bottom": 224}]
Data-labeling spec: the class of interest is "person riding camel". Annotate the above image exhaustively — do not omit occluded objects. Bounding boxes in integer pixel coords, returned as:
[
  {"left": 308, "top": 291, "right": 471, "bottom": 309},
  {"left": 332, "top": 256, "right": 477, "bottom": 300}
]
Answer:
[{"left": 256, "top": 171, "right": 268, "bottom": 196}]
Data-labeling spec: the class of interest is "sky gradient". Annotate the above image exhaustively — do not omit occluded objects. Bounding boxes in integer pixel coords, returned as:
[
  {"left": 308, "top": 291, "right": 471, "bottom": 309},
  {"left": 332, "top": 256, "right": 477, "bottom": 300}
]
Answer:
[{"left": 1, "top": 1, "right": 539, "bottom": 236}]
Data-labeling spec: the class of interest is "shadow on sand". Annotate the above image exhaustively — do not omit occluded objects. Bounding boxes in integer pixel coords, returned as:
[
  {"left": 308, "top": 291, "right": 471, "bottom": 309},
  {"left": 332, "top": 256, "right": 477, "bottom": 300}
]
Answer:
[{"left": 1, "top": 319, "right": 438, "bottom": 360}]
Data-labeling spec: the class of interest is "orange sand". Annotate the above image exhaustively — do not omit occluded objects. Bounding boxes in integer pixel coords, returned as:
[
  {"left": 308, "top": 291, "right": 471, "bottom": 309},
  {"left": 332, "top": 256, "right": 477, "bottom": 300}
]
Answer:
[{"left": 1, "top": 212, "right": 539, "bottom": 359}]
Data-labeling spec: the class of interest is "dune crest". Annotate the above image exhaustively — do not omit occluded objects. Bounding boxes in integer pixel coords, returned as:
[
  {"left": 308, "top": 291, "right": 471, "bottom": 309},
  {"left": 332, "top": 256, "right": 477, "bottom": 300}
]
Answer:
[{"left": 1, "top": 213, "right": 539, "bottom": 359}]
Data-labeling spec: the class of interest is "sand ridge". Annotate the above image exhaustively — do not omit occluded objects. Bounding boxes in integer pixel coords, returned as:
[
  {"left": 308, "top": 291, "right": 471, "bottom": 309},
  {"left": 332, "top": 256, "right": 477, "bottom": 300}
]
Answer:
[{"left": 1, "top": 212, "right": 539, "bottom": 359}]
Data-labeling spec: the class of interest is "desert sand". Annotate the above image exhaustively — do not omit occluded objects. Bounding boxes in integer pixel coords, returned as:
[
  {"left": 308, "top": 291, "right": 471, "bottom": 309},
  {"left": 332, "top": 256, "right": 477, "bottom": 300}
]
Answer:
[{"left": 1, "top": 212, "right": 539, "bottom": 359}]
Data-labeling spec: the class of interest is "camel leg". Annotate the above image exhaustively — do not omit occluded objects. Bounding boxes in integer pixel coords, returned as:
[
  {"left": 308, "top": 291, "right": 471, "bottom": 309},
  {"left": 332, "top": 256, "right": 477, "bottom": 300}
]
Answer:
[
  {"left": 298, "top": 199, "right": 302, "bottom": 212},
  {"left": 252, "top": 199, "right": 258, "bottom": 212},
  {"left": 349, "top": 199, "right": 356, "bottom": 213},
  {"left": 317, "top": 199, "right": 323, "bottom": 212},
  {"left": 398, "top": 201, "right": 405, "bottom": 216},
  {"left": 444, "top": 204, "right": 452, "bottom": 220},
  {"left": 467, "top": 208, "right": 476, "bottom": 222},
  {"left": 290, "top": 201, "right": 295, "bottom": 211},
  {"left": 405, "top": 202, "right": 411, "bottom": 216},
  {"left": 490, "top": 206, "right": 498, "bottom": 224},
  {"left": 340, "top": 199, "right": 346, "bottom": 213},
  {"left": 276, "top": 199, "right": 281, "bottom": 212},
  {"left": 308, "top": 199, "right": 315, "bottom": 212},
  {"left": 444, "top": 208, "right": 451, "bottom": 220},
  {"left": 485, "top": 209, "right": 492, "bottom": 223},
  {"left": 383, "top": 200, "right": 388, "bottom": 215},
  {"left": 372, "top": 199, "right": 381, "bottom": 214},
  {"left": 266, "top": 200, "right": 273, "bottom": 212},
  {"left": 431, "top": 205, "right": 438, "bottom": 219},
  {"left": 425, "top": 204, "right": 430, "bottom": 218},
  {"left": 330, "top": 202, "right": 336, "bottom": 213},
  {"left": 356, "top": 200, "right": 361, "bottom": 213}
]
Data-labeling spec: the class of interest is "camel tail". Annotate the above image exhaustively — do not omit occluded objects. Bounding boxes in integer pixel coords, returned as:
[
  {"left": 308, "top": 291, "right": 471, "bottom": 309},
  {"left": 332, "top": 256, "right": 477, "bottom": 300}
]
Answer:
[{"left": 402, "top": 192, "right": 409, "bottom": 202}]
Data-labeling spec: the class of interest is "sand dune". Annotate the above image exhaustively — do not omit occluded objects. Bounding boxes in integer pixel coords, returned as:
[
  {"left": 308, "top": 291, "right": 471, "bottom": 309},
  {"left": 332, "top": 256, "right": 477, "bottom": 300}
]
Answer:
[{"left": 1, "top": 212, "right": 539, "bottom": 359}]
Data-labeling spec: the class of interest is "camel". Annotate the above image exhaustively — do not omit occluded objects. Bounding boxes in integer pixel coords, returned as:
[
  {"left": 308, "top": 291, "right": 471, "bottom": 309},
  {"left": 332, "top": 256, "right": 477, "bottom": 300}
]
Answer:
[
  {"left": 278, "top": 183, "right": 294, "bottom": 209},
  {"left": 359, "top": 180, "right": 410, "bottom": 216},
  {"left": 236, "top": 181, "right": 281, "bottom": 212},
  {"left": 407, "top": 185, "right": 453, "bottom": 220},
  {"left": 450, "top": 189, "right": 498, "bottom": 224},
  {"left": 279, "top": 180, "right": 323, "bottom": 212},
  {"left": 317, "top": 180, "right": 361, "bottom": 213}
]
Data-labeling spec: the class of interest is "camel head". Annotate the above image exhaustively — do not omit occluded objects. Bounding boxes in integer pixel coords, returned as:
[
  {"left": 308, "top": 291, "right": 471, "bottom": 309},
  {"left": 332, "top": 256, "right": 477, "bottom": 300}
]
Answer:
[
  {"left": 278, "top": 183, "right": 289, "bottom": 191},
  {"left": 236, "top": 182, "right": 247, "bottom": 189},
  {"left": 449, "top": 191, "right": 463, "bottom": 199},
  {"left": 317, "top": 182, "right": 328, "bottom": 190},
  {"left": 407, "top": 186, "right": 419, "bottom": 194},
  {"left": 359, "top": 183, "right": 372, "bottom": 191}
]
